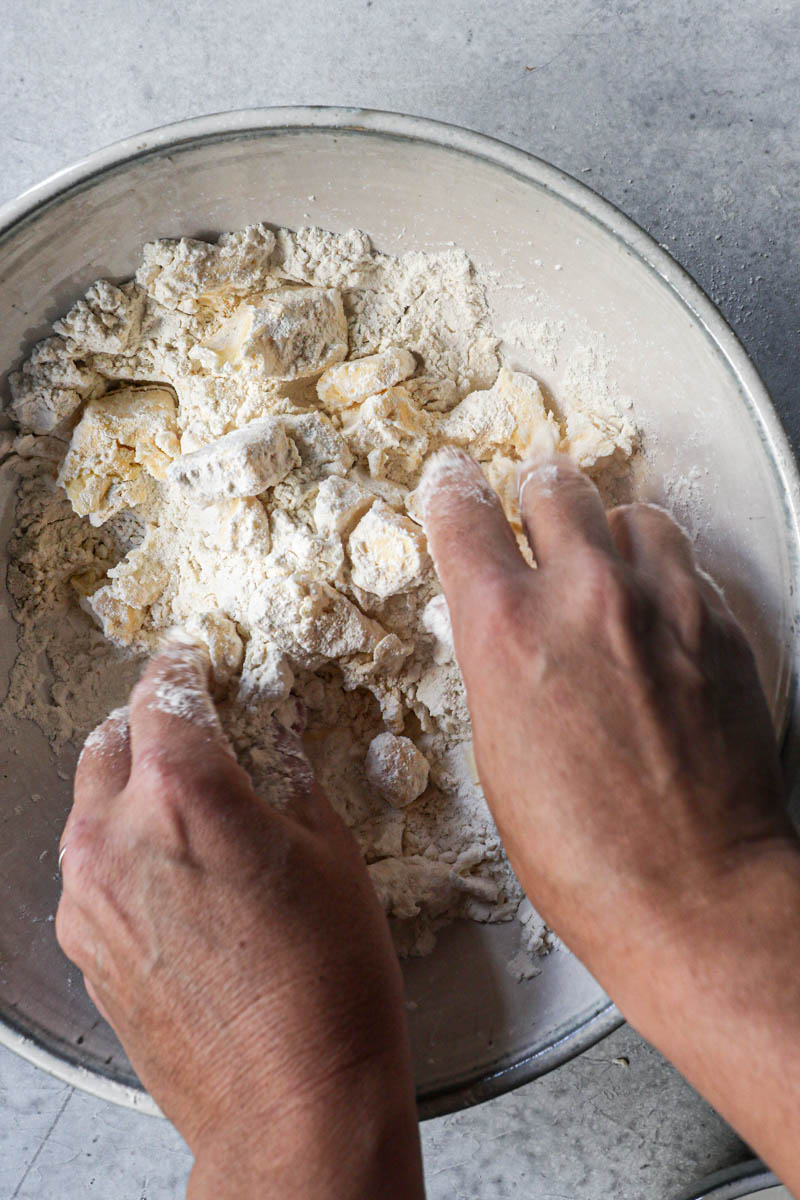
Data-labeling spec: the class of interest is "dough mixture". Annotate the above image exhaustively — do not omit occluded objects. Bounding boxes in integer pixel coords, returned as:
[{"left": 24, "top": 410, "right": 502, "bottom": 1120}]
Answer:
[{"left": 3, "top": 224, "right": 635, "bottom": 965}]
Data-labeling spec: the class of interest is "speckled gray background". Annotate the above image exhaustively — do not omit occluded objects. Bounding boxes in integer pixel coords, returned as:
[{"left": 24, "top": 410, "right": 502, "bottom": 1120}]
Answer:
[{"left": 1, "top": 1, "right": 798, "bottom": 1196}]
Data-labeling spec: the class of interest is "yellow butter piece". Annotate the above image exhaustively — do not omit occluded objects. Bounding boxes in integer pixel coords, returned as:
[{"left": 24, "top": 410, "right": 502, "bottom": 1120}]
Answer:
[
  {"left": 440, "top": 367, "right": 560, "bottom": 460},
  {"left": 348, "top": 499, "right": 428, "bottom": 597},
  {"left": 317, "top": 347, "right": 416, "bottom": 409},
  {"left": 58, "top": 387, "right": 180, "bottom": 526}
]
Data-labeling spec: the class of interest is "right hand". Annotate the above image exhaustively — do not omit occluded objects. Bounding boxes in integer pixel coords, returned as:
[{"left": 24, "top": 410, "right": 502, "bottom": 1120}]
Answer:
[{"left": 420, "top": 450, "right": 793, "bottom": 983}]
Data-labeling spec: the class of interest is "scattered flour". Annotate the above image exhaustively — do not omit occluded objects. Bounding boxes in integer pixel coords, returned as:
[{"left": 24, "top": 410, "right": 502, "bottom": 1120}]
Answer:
[{"left": 2, "top": 222, "right": 636, "bottom": 965}]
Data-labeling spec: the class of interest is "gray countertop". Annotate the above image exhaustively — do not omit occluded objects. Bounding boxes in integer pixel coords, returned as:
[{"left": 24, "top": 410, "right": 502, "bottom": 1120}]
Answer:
[{"left": 1, "top": 1, "right": 797, "bottom": 1196}]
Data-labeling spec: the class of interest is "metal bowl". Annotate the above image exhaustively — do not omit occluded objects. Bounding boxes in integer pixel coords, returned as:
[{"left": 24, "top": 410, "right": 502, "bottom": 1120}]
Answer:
[
  {"left": 2, "top": 108, "right": 799, "bottom": 1119},
  {"left": 675, "top": 1162, "right": 789, "bottom": 1200}
]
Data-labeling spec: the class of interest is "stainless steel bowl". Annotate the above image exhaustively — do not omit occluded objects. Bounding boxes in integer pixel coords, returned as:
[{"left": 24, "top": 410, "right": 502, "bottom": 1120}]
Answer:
[
  {"left": 675, "top": 1162, "right": 789, "bottom": 1200},
  {"left": 2, "top": 107, "right": 799, "bottom": 1119}
]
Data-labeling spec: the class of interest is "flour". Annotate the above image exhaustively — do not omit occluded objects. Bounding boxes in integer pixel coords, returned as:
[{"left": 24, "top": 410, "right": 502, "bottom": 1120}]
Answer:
[
  {"left": 79, "top": 705, "right": 131, "bottom": 761},
  {"left": 2, "top": 222, "right": 636, "bottom": 965},
  {"left": 150, "top": 653, "right": 221, "bottom": 729}
]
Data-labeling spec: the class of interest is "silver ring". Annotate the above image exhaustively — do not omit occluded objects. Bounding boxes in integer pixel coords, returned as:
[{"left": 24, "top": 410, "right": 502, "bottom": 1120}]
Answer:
[{"left": 57, "top": 845, "right": 68, "bottom": 873}]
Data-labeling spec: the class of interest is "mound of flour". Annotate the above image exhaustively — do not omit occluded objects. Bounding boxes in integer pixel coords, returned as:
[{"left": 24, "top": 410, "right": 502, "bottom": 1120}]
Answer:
[{"left": 2, "top": 223, "right": 635, "bottom": 962}]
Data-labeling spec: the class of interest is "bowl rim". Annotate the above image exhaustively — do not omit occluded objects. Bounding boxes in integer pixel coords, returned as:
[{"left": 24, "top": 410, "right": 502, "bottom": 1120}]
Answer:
[
  {"left": 673, "top": 1160, "right": 782, "bottom": 1200},
  {"left": 1, "top": 104, "right": 798, "bottom": 1120}
]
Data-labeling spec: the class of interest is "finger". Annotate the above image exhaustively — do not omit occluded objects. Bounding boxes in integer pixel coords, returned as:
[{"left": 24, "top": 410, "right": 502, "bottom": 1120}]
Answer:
[
  {"left": 516, "top": 456, "right": 616, "bottom": 566},
  {"left": 74, "top": 707, "right": 132, "bottom": 809},
  {"left": 266, "top": 715, "right": 330, "bottom": 831},
  {"left": 608, "top": 504, "right": 729, "bottom": 615},
  {"left": 62, "top": 707, "right": 132, "bottom": 852},
  {"left": 128, "top": 643, "right": 236, "bottom": 779},
  {"left": 608, "top": 503, "right": 695, "bottom": 570},
  {"left": 418, "top": 447, "right": 526, "bottom": 614}
]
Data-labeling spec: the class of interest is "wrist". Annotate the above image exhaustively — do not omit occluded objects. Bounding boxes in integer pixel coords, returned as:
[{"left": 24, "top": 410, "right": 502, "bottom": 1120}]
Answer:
[
  {"left": 598, "top": 834, "right": 800, "bottom": 1029},
  {"left": 188, "top": 1042, "right": 424, "bottom": 1200},
  {"left": 590, "top": 836, "right": 800, "bottom": 1189}
]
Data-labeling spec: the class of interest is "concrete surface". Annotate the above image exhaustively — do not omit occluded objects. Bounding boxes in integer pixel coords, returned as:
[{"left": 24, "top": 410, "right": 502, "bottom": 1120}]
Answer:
[{"left": 1, "top": 0, "right": 798, "bottom": 1196}]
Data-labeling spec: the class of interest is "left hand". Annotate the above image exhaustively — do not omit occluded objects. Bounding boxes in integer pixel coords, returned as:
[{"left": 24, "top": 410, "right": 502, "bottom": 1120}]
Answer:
[{"left": 56, "top": 643, "right": 424, "bottom": 1199}]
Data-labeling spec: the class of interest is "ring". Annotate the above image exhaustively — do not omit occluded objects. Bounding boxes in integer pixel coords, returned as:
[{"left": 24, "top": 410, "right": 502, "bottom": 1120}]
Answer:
[{"left": 57, "top": 845, "right": 68, "bottom": 873}]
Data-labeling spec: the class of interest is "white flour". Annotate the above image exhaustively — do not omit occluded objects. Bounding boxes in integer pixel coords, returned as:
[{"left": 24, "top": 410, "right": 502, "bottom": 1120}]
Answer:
[{"left": 2, "top": 223, "right": 635, "bottom": 964}]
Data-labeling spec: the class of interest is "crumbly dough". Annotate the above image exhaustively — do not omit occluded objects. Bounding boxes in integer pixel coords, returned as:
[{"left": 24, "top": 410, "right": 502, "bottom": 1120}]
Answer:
[
  {"left": 4, "top": 222, "right": 636, "bottom": 962},
  {"left": 366, "top": 733, "right": 430, "bottom": 808}
]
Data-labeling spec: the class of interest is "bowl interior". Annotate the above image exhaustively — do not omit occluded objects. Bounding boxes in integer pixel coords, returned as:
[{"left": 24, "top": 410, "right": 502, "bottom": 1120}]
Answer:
[{"left": 1, "top": 117, "right": 798, "bottom": 1116}]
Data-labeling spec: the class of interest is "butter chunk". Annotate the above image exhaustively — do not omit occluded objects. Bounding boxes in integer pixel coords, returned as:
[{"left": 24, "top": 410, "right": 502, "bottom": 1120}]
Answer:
[
  {"left": 191, "top": 288, "right": 348, "bottom": 380},
  {"left": 58, "top": 387, "right": 180, "bottom": 526},
  {"left": 193, "top": 497, "right": 272, "bottom": 557},
  {"left": 313, "top": 476, "right": 373, "bottom": 535},
  {"left": 181, "top": 498, "right": 273, "bottom": 615},
  {"left": 348, "top": 500, "right": 428, "bottom": 597},
  {"left": 483, "top": 454, "right": 523, "bottom": 528},
  {"left": 440, "top": 367, "right": 560, "bottom": 461},
  {"left": 280, "top": 411, "right": 354, "bottom": 478},
  {"left": 167, "top": 417, "right": 298, "bottom": 505},
  {"left": 564, "top": 408, "right": 636, "bottom": 469},
  {"left": 271, "top": 227, "right": 374, "bottom": 288},
  {"left": 317, "top": 347, "right": 416, "bottom": 410},
  {"left": 84, "top": 586, "right": 145, "bottom": 643},
  {"left": 421, "top": 594, "right": 454, "bottom": 664},
  {"left": 365, "top": 732, "right": 430, "bottom": 808},
  {"left": 238, "top": 636, "right": 294, "bottom": 708},
  {"left": 248, "top": 574, "right": 384, "bottom": 668},
  {"left": 368, "top": 857, "right": 456, "bottom": 920},
  {"left": 86, "top": 525, "right": 173, "bottom": 645}
]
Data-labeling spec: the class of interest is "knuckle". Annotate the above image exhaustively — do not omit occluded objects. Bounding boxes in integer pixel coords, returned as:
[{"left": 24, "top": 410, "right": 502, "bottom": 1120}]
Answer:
[
  {"left": 61, "top": 821, "right": 106, "bottom": 895},
  {"left": 661, "top": 566, "right": 710, "bottom": 652},
  {"left": 478, "top": 572, "right": 521, "bottom": 623},
  {"left": 131, "top": 747, "right": 246, "bottom": 849},
  {"left": 131, "top": 752, "right": 195, "bottom": 840},
  {"left": 55, "top": 919, "right": 80, "bottom": 965},
  {"left": 55, "top": 902, "right": 90, "bottom": 969},
  {"left": 135, "top": 749, "right": 191, "bottom": 802},
  {"left": 468, "top": 573, "right": 526, "bottom": 649},
  {"left": 573, "top": 549, "right": 634, "bottom": 621}
]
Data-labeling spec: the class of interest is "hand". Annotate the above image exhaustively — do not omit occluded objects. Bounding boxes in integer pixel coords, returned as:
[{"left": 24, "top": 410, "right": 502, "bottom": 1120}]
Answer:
[
  {"left": 56, "top": 644, "right": 423, "bottom": 1199},
  {"left": 421, "top": 450, "right": 792, "bottom": 969},
  {"left": 422, "top": 449, "right": 800, "bottom": 1190}
]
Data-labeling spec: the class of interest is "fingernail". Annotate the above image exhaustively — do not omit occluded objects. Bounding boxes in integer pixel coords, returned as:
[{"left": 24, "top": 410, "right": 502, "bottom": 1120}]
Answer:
[
  {"left": 417, "top": 447, "right": 496, "bottom": 526},
  {"left": 516, "top": 455, "right": 561, "bottom": 503}
]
